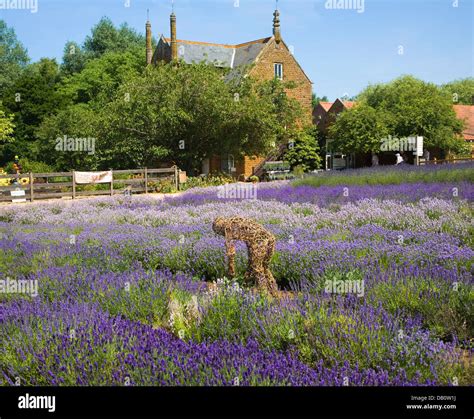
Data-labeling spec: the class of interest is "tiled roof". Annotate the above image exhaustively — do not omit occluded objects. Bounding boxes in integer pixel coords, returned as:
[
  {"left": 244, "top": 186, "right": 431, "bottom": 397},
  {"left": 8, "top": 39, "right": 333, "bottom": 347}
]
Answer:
[
  {"left": 342, "top": 101, "right": 355, "bottom": 109},
  {"left": 318, "top": 102, "right": 333, "bottom": 111},
  {"left": 162, "top": 37, "right": 271, "bottom": 68},
  {"left": 453, "top": 104, "right": 474, "bottom": 140}
]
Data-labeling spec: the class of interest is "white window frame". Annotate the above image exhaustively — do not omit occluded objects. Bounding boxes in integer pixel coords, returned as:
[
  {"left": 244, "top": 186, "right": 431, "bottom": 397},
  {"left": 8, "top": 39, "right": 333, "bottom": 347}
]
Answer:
[{"left": 274, "top": 63, "right": 283, "bottom": 80}]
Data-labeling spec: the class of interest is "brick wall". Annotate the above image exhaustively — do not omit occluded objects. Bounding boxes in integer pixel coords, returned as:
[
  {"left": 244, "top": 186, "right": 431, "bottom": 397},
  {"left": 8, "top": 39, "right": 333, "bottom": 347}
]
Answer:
[
  {"left": 313, "top": 103, "right": 327, "bottom": 128},
  {"left": 243, "top": 156, "right": 265, "bottom": 178},
  {"left": 248, "top": 39, "right": 313, "bottom": 123}
]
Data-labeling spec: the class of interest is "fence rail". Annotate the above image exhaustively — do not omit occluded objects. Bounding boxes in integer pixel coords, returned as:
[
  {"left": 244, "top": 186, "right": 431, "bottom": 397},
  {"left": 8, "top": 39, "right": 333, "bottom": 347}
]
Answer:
[
  {"left": 421, "top": 157, "right": 474, "bottom": 165},
  {"left": 0, "top": 166, "right": 184, "bottom": 203}
]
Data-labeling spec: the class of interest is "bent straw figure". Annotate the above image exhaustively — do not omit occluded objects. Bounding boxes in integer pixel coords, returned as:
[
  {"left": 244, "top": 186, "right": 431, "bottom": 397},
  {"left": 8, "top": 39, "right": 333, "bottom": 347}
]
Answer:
[{"left": 212, "top": 217, "right": 278, "bottom": 296}]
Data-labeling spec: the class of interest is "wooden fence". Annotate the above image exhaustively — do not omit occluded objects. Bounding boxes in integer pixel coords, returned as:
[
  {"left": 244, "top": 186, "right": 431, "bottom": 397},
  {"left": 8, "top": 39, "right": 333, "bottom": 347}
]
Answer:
[
  {"left": 421, "top": 157, "right": 474, "bottom": 165},
  {"left": 0, "top": 167, "right": 185, "bottom": 203}
]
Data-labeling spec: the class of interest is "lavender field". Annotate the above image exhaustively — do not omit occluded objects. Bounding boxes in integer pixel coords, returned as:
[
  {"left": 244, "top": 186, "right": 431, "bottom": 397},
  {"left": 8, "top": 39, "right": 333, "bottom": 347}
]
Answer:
[{"left": 0, "top": 167, "right": 473, "bottom": 386}]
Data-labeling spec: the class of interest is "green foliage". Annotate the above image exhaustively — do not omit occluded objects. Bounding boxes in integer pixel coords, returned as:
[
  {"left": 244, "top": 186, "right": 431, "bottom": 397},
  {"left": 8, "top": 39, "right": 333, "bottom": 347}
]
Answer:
[
  {"left": 96, "top": 63, "right": 300, "bottom": 172},
  {"left": 61, "top": 42, "right": 86, "bottom": 76},
  {"left": 0, "top": 109, "right": 14, "bottom": 145},
  {"left": 284, "top": 127, "right": 321, "bottom": 171},
  {"left": 181, "top": 174, "right": 234, "bottom": 191},
  {"left": 83, "top": 17, "right": 145, "bottom": 59},
  {"left": 356, "top": 75, "right": 465, "bottom": 153},
  {"left": 440, "top": 78, "right": 474, "bottom": 105},
  {"left": 0, "top": 20, "right": 29, "bottom": 95},
  {"left": 59, "top": 50, "right": 144, "bottom": 107},
  {"left": 368, "top": 278, "right": 474, "bottom": 343},
  {"left": 6, "top": 158, "right": 55, "bottom": 174},
  {"left": 2, "top": 59, "right": 65, "bottom": 163},
  {"left": 328, "top": 104, "right": 390, "bottom": 154},
  {"left": 312, "top": 92, "right": 329, "bottom": 108},
  {"left": 36, "top": 104, "right": 99, "bottom": 171},
  {"left": 294, "top": 165, "right": 474, "bottom": 187}
]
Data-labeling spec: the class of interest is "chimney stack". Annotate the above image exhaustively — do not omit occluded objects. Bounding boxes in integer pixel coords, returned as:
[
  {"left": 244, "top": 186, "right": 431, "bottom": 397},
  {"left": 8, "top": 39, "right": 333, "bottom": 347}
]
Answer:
[
  {"left": 273, "top": 9, "right": 281, "bottom": 44},
  {"left": 146, "top": 11, "right": 152, "bottom": 65},
  {"left": 170, "top": 12, "right": 178, "bottom": 61}
]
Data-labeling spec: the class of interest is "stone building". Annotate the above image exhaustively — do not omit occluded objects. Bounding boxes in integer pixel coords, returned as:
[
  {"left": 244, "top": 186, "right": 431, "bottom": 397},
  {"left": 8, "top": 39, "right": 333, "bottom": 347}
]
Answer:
[{"left": 146, "top": 8, "right": 312, "bottom": 179}]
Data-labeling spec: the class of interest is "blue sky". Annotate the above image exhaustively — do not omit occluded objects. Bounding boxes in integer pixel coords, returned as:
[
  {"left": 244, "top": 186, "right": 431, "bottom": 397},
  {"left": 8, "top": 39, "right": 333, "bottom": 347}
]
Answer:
[{"left": 1, "top": 0, "right": 472, "bottom": 100}]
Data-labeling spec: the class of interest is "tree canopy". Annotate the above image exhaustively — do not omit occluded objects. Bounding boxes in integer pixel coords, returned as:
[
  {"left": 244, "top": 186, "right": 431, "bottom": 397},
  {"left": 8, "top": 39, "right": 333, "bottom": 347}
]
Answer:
[
  {"left": 94, "top": 63, "right": 302, "bottom": 173},
  {"left": 0, "top": 20, "right": 29, "bottom": 96},
  {"left": 328, "top": 104, "right": 390, "bottom": 154},
  {"left": 332, "top": 76, "right": 467, "bottom": 154},
  {"left": 439, "top": 78, "right": 474, "bottom": 105}
]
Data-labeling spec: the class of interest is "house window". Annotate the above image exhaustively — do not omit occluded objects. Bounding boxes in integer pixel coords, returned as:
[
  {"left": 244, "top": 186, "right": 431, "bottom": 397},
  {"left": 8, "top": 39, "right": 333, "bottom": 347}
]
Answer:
[
  {"left": 274, "top": 63, "right": 283, "bottom": 80},
  {"left": 220, "top": 154, "right": 236, "bottom": 174}
]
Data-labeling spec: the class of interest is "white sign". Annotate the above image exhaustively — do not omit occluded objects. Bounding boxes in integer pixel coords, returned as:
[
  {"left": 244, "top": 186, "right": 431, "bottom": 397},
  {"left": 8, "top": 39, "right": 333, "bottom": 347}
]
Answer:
[
  {"left": 415, "top": 136, "right": 423, "bottom": 157},
  {"left": 74, "top": 171, "right": 112, "bottom": 184},
  {"left": 11, "top": 189, "right": 26, "bottom": 203}
]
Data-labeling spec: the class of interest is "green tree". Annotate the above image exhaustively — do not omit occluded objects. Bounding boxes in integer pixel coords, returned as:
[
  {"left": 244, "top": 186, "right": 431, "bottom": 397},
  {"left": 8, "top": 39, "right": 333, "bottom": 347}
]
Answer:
[
  {"left": 0, "top": 109, "right": 14, "bottom": 143},
  {"left": 61, "top": 41, "right": 86, "bottom": 75},
  {"left": 440, "top": 78, "right": 474, "bottom": 105},
  {"left": 0, "top": 20, "right": 29, "bottom": 95},
  {"left": 36, "top": 104, "right": 99, "bottom": 171},
  {"left": 358, "top": 75, "right": 465, "bottom": 153},
  {"left": 2, "top": 59, "right": 65, "bottom": 159},
  {"left": 284, "top": 127, "right": 321, "bottom": 171},
  {"left": 59, "top": 50, "right": 144, "bottom": 107},
  {"left": 96, "top": 63, "right": 301, "bottom": 171},
  {"left": 83, "top": 17, "right": 145, "bottom": 59},
  {"left": 312, "top": 92, "right": 329, "bottom": 108},
  {"left": 328, "top": 104, "right": 390, "bottom": 154}
]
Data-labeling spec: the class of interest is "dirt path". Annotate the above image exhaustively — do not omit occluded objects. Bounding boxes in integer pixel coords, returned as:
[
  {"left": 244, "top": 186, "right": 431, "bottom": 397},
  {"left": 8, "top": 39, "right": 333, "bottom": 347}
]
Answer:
[{"left": 0, "top": 191, "right": 186, "bottom": 207}]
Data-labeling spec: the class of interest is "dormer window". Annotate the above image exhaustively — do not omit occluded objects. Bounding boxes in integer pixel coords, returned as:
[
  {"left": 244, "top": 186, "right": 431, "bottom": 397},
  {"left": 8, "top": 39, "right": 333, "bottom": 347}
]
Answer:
[{"left": 274, "top": 63, "right": 283, "bottom": 80}]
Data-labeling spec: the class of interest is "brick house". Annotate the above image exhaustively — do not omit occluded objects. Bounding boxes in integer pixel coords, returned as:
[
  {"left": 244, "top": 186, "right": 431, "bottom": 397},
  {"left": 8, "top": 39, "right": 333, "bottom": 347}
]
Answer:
[
  {"left": 313, "top": 99, "right": 355, "bottom": 137},
  {"left": 313, "top": 101, "right": 333, "bottom": 127},
  {"left": 146, "top": 9, "right": 312, "bottom": 179},
  {"left": 453, "top": 104, "right": 474, "bottom": 157}
]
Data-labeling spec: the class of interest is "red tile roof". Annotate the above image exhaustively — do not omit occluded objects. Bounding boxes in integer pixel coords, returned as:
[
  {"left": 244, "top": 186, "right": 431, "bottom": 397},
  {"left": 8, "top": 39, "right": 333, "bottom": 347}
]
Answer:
[
  {"left": 453, "top": 105, "right": 474, "bottom": 140},
  {"left": 342, "top": 101, "right": 356, "bottom": 109},
  {"left": 318, "top": 102, "right": 333, "bottom": 111}
]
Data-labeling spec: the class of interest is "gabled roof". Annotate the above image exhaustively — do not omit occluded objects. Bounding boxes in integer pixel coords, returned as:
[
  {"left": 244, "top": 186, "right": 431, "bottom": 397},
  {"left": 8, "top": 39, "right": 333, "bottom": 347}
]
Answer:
[
  {"left": 160, "top": 36, "right": 271, "bottom": 68},
  {"left": 156, "top": 35, "right": 312, "bottom": 85},
  {"left": 453, "top": 104, "right": 474, "bottom": 140},
  {"left": 343, "top": 101, "right": 356, "bottom": 109},
  {"left": 318, "top": 102, "right": 333, "bottom": 111},
  {"left": 327, "top": 98, "right": 356, "bottom": 114}
]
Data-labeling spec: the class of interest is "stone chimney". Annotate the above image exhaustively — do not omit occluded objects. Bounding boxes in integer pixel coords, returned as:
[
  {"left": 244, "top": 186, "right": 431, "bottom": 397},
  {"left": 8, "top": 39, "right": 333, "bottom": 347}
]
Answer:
[
  {"left": 273, "top": 9, "right": 281, "bottom": 44},
  {"left": 170, "top": 12, "right": 178, "bottom": 61},
  {"left": 146, "top": 11, "right": 152, "bottom": 65}
]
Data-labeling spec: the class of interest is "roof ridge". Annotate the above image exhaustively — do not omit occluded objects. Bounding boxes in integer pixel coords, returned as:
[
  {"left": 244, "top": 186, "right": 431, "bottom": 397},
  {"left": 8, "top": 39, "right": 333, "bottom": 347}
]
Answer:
[{"left": 162, "top": 37, "right": 271, "bottom": 49}]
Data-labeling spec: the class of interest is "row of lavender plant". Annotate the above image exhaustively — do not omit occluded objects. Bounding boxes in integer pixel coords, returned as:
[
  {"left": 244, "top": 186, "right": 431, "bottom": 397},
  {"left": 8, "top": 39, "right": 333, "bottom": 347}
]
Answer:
[{"left": 0, "top": 180, "right": 472, "bottom": 385}]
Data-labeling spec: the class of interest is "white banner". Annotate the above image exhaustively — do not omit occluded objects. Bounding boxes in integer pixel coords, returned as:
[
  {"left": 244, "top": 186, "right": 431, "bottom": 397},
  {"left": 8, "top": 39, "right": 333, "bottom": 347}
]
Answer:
[
  {"left": 416, "top": 136, "right": 424, "bottom": 157},
  {"left": 74, "top": 171, "right": 112, "bottom": 184}
]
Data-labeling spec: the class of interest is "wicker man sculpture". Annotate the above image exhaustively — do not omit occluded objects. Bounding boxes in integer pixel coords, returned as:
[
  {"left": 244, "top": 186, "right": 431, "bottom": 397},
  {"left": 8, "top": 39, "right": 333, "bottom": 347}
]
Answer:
[{"left": 212, "top": 217, "right": 278, "bottom": 296}]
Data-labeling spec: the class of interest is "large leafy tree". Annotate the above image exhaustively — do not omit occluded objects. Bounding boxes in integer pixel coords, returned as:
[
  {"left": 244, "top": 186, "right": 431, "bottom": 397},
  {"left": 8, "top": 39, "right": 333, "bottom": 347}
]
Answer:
[
  {"left": 59, "top": 50, "right": 144, "bottom": 107},
  {"left": 355, "top": 76, "right": 465, "bottom": 153},
  {"left": 440, "top": 78, "right": 474, "bottom": 105},
  {"left": 328, "top": 104, "right": 390, "bottom": 154},
  {"left": 0, "top": 20, "right": 29, "bottom": 96},
  {"left": 2, "top": 59, "right": 66, "bottom": 161},
  {"left": 36, "top": 104, "right": 99, "bottom": 171},
  {"left": 83, "top": 17, "right": 145, "bottom": 59},
  {"left": 95, "top": 63, "right": 301, "bottom": 172},
  {"left": 61, "top": 41, "right": 87, "bottom": 76}
]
